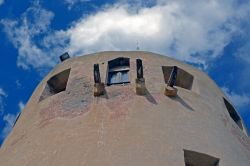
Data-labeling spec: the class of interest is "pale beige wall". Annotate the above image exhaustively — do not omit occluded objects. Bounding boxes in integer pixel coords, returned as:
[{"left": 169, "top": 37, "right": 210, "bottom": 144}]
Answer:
[{"left": 0, "top": 51, "right": 250, "bottom": 166}]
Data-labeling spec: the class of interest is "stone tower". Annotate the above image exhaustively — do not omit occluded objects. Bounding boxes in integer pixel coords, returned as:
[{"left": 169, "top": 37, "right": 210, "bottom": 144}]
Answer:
[{"left": 0, "top": 51, "right": 250, "bottom": 166}]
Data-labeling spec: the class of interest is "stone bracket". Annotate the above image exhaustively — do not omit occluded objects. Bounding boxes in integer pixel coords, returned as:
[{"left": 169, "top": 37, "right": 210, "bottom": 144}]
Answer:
[
  {"left": 135, "top": 78, "right": 146, "bottom": 95},
  {"left": 94, "top": 83, "right": 105, "bottom": 97},
  {"left": 164, "top": 86, "right": 178, "bottom": 97}
]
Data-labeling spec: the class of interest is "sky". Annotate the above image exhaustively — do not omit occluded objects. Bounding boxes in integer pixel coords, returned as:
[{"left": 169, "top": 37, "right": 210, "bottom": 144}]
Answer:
[{"left": 0, "top": 0, "right": 250, "bottom": 146}]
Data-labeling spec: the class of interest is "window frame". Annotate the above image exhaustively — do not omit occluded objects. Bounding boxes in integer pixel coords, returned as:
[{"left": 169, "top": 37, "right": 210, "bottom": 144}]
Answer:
[{"left": 106, "top": 57, "right": 130, "bottom": 86}]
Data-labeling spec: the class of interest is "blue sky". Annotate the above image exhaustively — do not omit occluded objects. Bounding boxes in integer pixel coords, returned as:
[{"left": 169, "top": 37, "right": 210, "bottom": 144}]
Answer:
[{"left": 0, "top": 0, "right": 250, "bottom": 146}]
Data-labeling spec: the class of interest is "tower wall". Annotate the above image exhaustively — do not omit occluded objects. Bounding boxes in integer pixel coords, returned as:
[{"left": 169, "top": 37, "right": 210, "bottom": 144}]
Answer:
[{"left": 0, "top": 51, "right": 249, "bottom": 166}]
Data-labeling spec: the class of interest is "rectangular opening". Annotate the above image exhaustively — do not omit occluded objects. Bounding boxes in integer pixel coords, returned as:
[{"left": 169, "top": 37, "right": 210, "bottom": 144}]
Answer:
[
  {"left": 223, "top": 98, "right": 243, "bottom": 130},
  {"left": 39, "top": 68, "right": 71, "bottom": 101},
  {"left": 162, "top": 66, "right": 194, "bottom": 90},
  {"left": 107, "top": 57, "right": 130, "bottom": 85},
  {"left": 184, "top": 149, "right": 219, "bottom": 166}
]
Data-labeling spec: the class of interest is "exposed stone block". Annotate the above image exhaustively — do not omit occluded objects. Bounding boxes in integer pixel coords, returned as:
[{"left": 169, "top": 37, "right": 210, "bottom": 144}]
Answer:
[
  {"left": 164, "top": 86, "right": 178, "bottom": 97},
  {"left": 94, "top": 83, "right": 105, "bottom": 96},
  {"left": 135, "top": 78, "right": 146, "bottom": 95}
]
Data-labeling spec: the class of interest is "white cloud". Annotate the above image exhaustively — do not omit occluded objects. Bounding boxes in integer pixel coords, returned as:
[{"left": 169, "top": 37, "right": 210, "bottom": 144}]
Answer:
[
  {"left": 1, "top": 1, "right": 57, "bottom": 70},
  {"left": 222, "top": 87, "right": 250, "bottom": 109},
  {"left": 64, "top": 0, "right": 91, "bottom": 10},
  {"left": 237, "top": 41, "right": 250, "bottom": 64},
  {"left": 0, "top": 88, "right": 6, "bottom": 97},
  {"left": 1, "top": 123, "right": 12, "bottom": 141},
  {"left": 62, "top": 1, "right": 248, "bottom": 67},
  {"left": 235, "top": 40, "right": 250, "bottom": 90},
  {"left": 1, "top": 1, "right": 250, "bottom": 71},
  {"left": 0, "top": 87, "right": 7, "bottom": 115},
  {"left": 0, "top": 0, "right": 4, "bottom": 6},
  {"left": 0, "top": 101, "right": 24, "bottom": 140},
  {"left": 18, "top": 101, "right": 25, "bottom": 111},
  {"left": 3, "top": 114, "right": 17, "bottom": 128},
  {"left": 1, "top": 113, "right": 19, "bottom": 140}
]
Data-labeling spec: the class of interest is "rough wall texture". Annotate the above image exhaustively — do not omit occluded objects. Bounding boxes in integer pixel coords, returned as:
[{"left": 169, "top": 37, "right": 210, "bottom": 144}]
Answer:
[{"left": 0, "top": 51, "right": 250, "bottom": 166}]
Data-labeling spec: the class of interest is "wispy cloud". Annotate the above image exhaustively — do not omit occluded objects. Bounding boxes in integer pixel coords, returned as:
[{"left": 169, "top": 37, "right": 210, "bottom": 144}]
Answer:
[
  {"left": 0, "top": 87, "right": 7, "bottom": 115},
  {"left": 1, "top": 1, "right": 56, "bottom": 71},
  {"left": 0, "top": 88, "right": 6, "bottom": 97},
  {"left": 236, "top": 42, "right": 250, "bottom": 89},
  {"left": 0, "top": 0, "right": 4, "bottom": 6},
  {"left": 222, "top": 87, "right": 250, "bottom": 109},
  {"left": 3, "top": 114, "right": 17, "bottom": 128},
  {"left": 0, "top": 101, "right": 24, "bottom": 141},
  {"left": 237, "top": 41, "right": 250, "bottom": 64},
  {"left": 18, "top": 101, "right": 25, "bottom": 111},
  {"left": 64, "top": 0, "right": 91, "bottom": 10},
  {"left": 1, "top": 113, "right": 18, "bottom": 140}
]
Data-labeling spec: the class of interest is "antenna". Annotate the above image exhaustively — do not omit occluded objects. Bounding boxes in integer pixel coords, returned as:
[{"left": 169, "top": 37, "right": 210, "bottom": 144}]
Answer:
[{"left": 136, "top": 41, "right": 140, "bottom": 51}]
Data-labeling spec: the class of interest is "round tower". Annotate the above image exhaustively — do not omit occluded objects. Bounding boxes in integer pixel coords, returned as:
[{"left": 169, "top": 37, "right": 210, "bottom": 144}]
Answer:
[{"left": 0, "top": 51, "right": 249, "bottom": 166}]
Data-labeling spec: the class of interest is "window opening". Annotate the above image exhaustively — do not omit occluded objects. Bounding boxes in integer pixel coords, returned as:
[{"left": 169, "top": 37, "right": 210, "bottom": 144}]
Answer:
[
  {"left": 162, "top": 66, "right": 193, "bottom": 90},
  {"left": 184, "top": 149, "right": 220, "bottom": 166},
  {"left": 107, "top": 57, "right": 130, "bottom": 85},
  {"left": 223, "top": 98, "right": 243, "bottom": 130},
  {"left": 39, "top": 68, "right": 71, "bottom": 101}
]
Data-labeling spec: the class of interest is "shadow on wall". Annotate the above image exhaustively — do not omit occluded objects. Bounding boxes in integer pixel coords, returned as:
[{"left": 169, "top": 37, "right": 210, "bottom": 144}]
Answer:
[
  {"left": 144, "top": 88, "right": 158, "bottom": 105},
  {"left": 170, "top": 95, "right": 194, "bottom": 111}
]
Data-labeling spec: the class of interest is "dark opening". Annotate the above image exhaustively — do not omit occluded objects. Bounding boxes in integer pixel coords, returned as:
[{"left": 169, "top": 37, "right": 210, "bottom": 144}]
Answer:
[
  {"left": 162, "top": 66, "right": 194, "bottom": 90},
  {"left": 223, "top": 98, "right": 243, "bottom": 130},
  {"left": 94, "top": 64, "right": 101, "bottom": 84},
  {"left": 39, "top": 69, "right": 71, "bottom": 101},
  {"left": 107, "top": 57, "right": 130, "bottom": 85},
  {"left": 184, "top": 149, "right": 219, "bottom": 166},
  {"left": 136, "top": 59, "right": 143, "bottom": 79}
]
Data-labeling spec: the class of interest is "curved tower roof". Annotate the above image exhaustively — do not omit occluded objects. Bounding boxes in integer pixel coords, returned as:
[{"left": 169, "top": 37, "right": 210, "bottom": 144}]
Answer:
[{"left": 0, "top": 51, "right": 250, "bottom": 166}]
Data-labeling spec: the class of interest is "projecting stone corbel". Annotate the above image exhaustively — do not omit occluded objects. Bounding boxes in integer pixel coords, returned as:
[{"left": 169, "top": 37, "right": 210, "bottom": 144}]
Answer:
[
  {"left": 164, "top": 66, "right": 178, "bottom": 97},
  {"left": 93, "top": 64, "right": 105, "bottom": 96}
]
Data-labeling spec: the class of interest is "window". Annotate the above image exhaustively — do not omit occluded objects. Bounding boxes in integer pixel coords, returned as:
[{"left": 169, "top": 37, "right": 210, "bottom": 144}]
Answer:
[
  {"left": 223, "top": 98, "right": 243, "bottom": 130},
  {"left": 39, "top": 69, "right": 71, "bottom": 101},
  {"left": 184, "top": 149, "right": 220, "bottom": 166},
  {"left": 107, "top": 57, "right": 130, "bottom": 85},
  {"left": 162, "top": 66, "right": 194, "bottom": 90}
]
